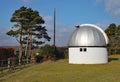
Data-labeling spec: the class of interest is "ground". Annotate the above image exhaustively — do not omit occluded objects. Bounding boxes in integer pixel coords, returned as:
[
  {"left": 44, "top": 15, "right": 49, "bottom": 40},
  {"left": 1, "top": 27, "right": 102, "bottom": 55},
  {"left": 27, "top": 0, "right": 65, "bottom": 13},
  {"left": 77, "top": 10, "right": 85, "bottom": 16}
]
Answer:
[{"left": 0, "top": 55, "right": 120, "bottom": 82}]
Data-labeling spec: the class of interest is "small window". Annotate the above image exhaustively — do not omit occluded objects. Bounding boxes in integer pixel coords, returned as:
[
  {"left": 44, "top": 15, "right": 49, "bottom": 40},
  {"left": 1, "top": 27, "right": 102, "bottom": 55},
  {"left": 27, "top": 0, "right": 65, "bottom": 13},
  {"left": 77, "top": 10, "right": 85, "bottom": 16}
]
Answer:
[
  {"left": 84, "top": 48, "right": 87, "bottom": 52},
  {"left": 80, "top": 48, "right": 82, "bottom": 52}
]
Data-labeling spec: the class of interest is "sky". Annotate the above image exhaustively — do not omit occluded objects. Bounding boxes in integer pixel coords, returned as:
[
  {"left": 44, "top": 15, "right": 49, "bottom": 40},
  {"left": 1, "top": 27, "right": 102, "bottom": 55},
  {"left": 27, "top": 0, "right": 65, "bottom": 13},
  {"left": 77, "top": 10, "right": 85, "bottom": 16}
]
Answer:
[{"left": 0, "top": 0, "right": 120, "bottom": 47}]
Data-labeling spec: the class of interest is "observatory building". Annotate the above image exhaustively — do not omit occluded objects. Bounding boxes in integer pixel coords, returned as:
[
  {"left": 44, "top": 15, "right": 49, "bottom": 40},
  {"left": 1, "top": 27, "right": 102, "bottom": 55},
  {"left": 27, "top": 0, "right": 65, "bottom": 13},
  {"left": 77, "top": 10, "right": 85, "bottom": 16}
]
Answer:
[{"left": 68, "top": 24, "right": 109, "bottom": 64}]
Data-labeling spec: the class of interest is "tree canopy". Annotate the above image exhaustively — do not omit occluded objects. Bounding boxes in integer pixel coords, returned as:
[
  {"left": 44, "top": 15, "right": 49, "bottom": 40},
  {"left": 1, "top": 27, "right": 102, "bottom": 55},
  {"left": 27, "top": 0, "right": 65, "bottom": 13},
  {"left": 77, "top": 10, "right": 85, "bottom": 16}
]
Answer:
[
  {"left": 105, "top": 23, "right": 120, "bottom": 55},
  {"left": 6, "top": 6, "right": 51, "bottom": 64}
]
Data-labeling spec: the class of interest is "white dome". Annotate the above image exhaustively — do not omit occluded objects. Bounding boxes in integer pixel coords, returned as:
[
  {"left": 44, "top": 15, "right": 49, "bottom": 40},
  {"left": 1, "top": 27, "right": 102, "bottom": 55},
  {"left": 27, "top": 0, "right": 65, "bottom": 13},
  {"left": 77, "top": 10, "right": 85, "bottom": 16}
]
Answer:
[{"left": 69, "top": 24, "right": 108, "bottom": 47}]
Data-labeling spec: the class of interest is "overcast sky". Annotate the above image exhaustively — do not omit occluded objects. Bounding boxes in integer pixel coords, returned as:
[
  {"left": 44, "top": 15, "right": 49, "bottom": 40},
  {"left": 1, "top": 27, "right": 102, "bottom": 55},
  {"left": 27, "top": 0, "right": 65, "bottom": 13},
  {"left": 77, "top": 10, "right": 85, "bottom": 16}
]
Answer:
[{"left": 0, "top": 0, "right": 120, "bottom": 47}]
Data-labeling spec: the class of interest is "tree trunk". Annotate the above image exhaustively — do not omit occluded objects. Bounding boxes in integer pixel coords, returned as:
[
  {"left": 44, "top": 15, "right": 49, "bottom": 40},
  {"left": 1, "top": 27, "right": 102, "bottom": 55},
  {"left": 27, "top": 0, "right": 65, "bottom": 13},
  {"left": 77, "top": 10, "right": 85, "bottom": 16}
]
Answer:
[
  {"left": 25, "top": 37, "right": 28, "bottom": 57},
  {"left": 25, "top": 36, "right": 29, "bottom": 63},
  {"left": 19, "top": 28, "right": 23, "bottom": 65},
  {"left": 26, "top": 34, "right": 31, "bottom": 63},
  {"left": 27, "top": 34, "right": 32, "bottom": 63},
  {"left": 25, "top": 30, "right": 30, "bottom": 63}
]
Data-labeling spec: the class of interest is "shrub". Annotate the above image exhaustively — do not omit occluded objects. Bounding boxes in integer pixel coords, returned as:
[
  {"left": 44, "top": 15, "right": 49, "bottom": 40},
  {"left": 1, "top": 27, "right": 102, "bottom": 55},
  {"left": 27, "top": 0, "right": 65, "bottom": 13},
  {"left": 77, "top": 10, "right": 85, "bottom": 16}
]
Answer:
[
  {"left": 40, "top": 44, "right": 57, "bottom": 61},
  {"left": 35, "top": 55, "right": 43, "bottom": 63}
]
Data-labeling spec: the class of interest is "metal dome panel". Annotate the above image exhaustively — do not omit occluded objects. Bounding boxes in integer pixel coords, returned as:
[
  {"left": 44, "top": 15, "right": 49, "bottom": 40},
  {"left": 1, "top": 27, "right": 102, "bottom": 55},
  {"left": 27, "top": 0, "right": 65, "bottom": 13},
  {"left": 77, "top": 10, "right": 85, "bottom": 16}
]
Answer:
[{"left": 69, "top": 24, "right": 108, "bottom": 47}]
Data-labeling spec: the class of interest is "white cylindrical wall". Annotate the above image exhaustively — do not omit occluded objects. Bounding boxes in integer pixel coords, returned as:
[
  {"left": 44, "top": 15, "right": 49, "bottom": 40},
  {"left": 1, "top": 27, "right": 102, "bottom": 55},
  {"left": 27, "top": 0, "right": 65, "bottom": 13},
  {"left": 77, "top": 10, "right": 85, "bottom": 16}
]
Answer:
[{"left": 69, "top": 47, "right": 108, "bottom": 64}]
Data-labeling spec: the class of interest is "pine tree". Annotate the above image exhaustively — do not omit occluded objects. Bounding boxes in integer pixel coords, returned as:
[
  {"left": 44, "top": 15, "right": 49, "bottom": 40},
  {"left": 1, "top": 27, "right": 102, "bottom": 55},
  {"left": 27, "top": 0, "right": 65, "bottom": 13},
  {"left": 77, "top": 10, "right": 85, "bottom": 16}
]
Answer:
[{"left": 7, "top": 6, "right": 51, "bottom": 64}]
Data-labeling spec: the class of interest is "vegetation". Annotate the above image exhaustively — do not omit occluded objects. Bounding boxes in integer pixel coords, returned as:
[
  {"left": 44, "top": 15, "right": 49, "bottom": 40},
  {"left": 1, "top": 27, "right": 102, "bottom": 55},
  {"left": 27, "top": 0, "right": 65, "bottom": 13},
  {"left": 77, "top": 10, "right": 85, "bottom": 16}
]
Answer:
[
  {"left": 0, "top": 48, "right": 15, "bottom": 60},
  {"left": 6, "top": 6, "right": 50, "bottom": 64},
  {"left": 35, "top": 44, "right": 67, "bottom": 62},
  {"left": 40, "top": 44, "right": 57, "bottom": 61},
  {"left": 4, "top": 6, "right": 119, "bottom": 64},
  {"left": 105, "top": 23, "right": 120, "bottom": 55},
  {"left": 0, "top": 55, "right": 120, "bottom": 82},
  {"left": 1, "top": 6, "right": 120, "bottom": 82}
]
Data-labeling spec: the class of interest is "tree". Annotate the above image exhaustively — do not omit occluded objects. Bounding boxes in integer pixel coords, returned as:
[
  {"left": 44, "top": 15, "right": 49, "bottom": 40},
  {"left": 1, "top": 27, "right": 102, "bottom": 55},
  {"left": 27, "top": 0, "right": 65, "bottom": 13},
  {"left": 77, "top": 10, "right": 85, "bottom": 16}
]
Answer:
[
  {"left": 7, "top": 6, "right": 51, "bottom": 64},
  {"left": 40, "top": 44, "right": 58, "bottom": 61},
  {"left": 105, "top": 23, "right": 120, "bottom": 55},
  {"left": 116, "top": 25, "right": 120, "bottom": 53}
]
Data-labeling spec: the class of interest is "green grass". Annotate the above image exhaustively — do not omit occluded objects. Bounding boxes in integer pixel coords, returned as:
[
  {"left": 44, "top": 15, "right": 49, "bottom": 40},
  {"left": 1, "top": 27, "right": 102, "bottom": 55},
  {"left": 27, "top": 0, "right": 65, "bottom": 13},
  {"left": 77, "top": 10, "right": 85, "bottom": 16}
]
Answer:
[{"left": 0, "top": 55, "right": 120, "bottom": 82}]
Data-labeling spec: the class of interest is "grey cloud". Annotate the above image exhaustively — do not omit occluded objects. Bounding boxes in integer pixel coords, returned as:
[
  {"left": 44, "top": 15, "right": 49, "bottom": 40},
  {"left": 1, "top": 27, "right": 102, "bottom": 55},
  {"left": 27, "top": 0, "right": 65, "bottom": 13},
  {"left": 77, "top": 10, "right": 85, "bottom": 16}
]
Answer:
[{"left": 96, "top": 0, "right": 120, "bottom": 16}]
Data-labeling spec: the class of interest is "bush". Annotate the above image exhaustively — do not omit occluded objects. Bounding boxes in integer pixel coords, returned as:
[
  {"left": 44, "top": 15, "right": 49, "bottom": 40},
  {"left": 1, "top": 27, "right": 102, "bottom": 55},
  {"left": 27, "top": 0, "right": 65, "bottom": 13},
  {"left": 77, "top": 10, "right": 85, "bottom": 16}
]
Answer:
[
  {"left": 38, "top": 45, "right": 68, "bottom": 62},
  {"left": 40, "top": 44, "right": 57, "bottom": 61},
  {"left": 0, "top": 48, "right": 15, "bottom": 60},
  {"left": 35, "top": 55, "right": 43, "bottom": 63},
  {"left": 64, "top": 50, "right": 68, "bottom": 59}
]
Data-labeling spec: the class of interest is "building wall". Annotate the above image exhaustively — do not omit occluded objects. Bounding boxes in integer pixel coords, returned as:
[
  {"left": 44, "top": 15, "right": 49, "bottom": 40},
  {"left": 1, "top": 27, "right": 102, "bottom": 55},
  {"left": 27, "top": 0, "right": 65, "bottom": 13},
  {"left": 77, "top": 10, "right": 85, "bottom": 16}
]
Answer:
[{"left": 69, "top": 47, "right": 108, "bottom": 64}]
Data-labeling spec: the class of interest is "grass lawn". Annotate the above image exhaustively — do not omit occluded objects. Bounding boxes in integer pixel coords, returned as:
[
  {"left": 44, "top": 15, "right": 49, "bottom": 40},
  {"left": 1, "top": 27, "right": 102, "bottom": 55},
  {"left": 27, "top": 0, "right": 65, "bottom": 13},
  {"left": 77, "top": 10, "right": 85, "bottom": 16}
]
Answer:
[{"left": 0, "top": 55, "right": 120, "bottom": 82}]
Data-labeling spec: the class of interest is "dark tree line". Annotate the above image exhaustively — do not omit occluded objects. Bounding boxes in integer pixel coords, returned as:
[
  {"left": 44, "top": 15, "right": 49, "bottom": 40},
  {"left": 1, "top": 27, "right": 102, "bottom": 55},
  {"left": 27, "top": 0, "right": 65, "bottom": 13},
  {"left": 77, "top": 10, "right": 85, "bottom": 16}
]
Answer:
[
  {"left": 35, "top": 44, "right": 68, "bottom": 63},
  {"left": 105, "top": 23, "right": 120, "bottom": 55},
  {"left": 0, "top": 48, "right": 15, "bottom": 60}
]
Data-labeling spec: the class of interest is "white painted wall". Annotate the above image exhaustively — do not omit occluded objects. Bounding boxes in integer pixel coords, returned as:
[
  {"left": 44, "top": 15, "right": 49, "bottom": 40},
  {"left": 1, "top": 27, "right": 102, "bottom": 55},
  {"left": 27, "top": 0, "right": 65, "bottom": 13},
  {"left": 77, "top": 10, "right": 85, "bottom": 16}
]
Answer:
[{"left": 69, "top": 47, "right": 108, "bottom": 64}]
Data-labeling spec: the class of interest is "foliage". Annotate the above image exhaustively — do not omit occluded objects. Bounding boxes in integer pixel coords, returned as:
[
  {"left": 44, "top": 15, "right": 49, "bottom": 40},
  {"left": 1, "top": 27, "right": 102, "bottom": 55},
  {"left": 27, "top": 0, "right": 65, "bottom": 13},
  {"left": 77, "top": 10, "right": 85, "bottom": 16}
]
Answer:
[
  {"left": 39, "top": 45, "right": 67, "bottom": 61},
  {"left": 1, "top": 55, "right": 120, "bottom": 82},
  {"left": 6, "top": 6, "right": 51, "bottom": 63},
  {"left": 64, "top": 50, "right": 68, "bottom": 59},
  {"left": 40, "top": 44, "right": 57, "bottom": 61},
  {"left": 7, "top": 6, "right": 50, "bottom": 46},
  {"left": 0, "top": 48, "right": 15, "bottom": 60},
  {"left": 105, "top": 23, "right": 120, "bottom": 55},
  {"left": 35, "top": 55, "right": 43, "bottom": 63}
]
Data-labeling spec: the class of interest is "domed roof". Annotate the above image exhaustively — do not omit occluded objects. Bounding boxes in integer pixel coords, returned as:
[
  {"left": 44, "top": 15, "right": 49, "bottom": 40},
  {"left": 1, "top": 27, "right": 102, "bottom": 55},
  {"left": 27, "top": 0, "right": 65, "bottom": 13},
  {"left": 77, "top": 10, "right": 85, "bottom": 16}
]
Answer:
[{"left": 69, "top": 24, "right": 108, "bottom": 47}]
